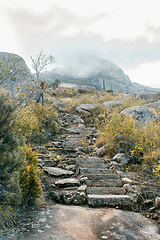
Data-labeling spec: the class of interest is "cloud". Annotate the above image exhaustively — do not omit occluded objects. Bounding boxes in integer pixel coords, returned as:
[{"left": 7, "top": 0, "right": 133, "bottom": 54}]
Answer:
[
  {"left": 2, "top": 3, "right": 160, "bottom": 78},
  {"left": 2, "top": 4, "right": 108, "bottom": 51}
]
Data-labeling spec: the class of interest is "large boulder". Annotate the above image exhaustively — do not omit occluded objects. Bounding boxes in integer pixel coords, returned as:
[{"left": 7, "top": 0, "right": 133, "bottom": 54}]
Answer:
[{"left": 121, "top": 106, "right": 155, "bottom": 125}]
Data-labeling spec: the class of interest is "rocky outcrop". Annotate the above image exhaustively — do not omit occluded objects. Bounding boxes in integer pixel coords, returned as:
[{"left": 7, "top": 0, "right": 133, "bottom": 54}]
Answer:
[
  {"left": 0, "top": 52, "right": 43, "bottom": 103},
  {"left": 0, "top": 52, "right": 34, "bottom": 91},
  {"left": 40, "top": 57, "right": 160, "bottom": 94}
]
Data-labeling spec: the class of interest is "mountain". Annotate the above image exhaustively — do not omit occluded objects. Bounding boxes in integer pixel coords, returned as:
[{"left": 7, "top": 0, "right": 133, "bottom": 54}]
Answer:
[{"left": 40, "top": 57, "right": 160, "bottom": 94}]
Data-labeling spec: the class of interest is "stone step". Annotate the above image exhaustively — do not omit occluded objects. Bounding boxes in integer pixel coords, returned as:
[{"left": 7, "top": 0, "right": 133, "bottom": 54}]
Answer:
[
  {"left": 80, "top": 168, "right": 113, "bottom": 175},
  {"left": 84, "top": 174, "right": 121, "bottom": 180},
  {"left": 85, "top": 179, "right": 123, "bottom": 187},
  {"left": 76, "top": 164, "right": 109, "bottom": 175},
  {"left": 78, "top": 163, "right": 109, "bottom": 168},
  {"left": 77, "top": 157, "right": 107, "bottom": 164},
  {"left": 87, "top": 194, "right": 132, "bottom": 207},
  {"left": 86, "top": 187, "right": 126, "bottom": 195}
]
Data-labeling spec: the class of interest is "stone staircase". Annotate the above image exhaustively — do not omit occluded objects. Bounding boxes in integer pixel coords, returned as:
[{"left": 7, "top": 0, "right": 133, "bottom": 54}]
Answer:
[
  {"left": 36, "top": 123, "right": 133, "bottom": 209},
  {"left": 76, "top": 157, "right": 132, "bottom": 208}
]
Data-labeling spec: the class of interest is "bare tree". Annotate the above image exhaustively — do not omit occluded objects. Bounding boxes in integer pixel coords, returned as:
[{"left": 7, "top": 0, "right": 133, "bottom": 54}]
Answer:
[{"left": 30, "top": 50, "right": 55, "bottom": 81}]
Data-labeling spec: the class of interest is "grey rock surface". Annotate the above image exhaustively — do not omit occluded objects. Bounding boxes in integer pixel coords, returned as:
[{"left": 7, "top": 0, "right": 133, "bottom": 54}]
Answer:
[
  {"left": 103, "top": 100, "right": 123, "bottom": 107},
  {"left": 55, "top": 178, "right": 80, "bottom": 188},
  {"left": 121, "top": 106, "right": 155, "bottom": 125},
  {"left": 136, "top": 92, "right": 157, "bottom": 101},
  {"left": 144, "top": 100, "right": 160, "bottom": 109},
  {"left": 44, "top": 167, "right": 74, "bottom": 177},
  {"left": 74, "top": 85, "right": 96, "bottom": 93},
  {"left": 113, "top": 153, "right": 130, "bottom": 165},
  {"left": 76, "top": 103, "right": 103, "bottom": 113}
]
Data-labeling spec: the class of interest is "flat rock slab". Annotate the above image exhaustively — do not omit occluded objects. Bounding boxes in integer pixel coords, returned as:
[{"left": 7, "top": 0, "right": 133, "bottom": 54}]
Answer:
[
  {"left": 88, "top": 194, "right": 132, "bottom": 207},
  {"left": 55, "top": 178, "right": 80, "bottom": 188},
  {"left": 103, "top": 100, "right": 123, "bottom": 107},
  {"left": 80, "top": 168, "right": 113, "bottom": 174},
  {"left": 78, "top": 163, "right": 109, "bottom": 168},
  {"left": 84, "top": 174, "right": 121, "bottom": 180},
  {"left": 44, "top": 167, "right": 74, "bottom": 177},
  {"left": 86, "top": 187, "right": 126, "bottom": 195},
  {"left": 86, "top": 179, "right": 123, "bottom": 187}
]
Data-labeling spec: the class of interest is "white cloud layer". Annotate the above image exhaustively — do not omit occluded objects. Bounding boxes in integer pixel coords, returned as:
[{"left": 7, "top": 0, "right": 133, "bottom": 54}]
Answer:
[{"left": 0, "top": 0, "right": 160, "bottom": 88}]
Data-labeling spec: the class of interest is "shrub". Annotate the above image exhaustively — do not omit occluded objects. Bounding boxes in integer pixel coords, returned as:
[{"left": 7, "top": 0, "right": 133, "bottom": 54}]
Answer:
[
  {"left": 0, "top": 93, "right": 23, "bottom": 230},
  {"left": 96, "top": 111, "right": 160, "bottom": 173},
  {"left": 19, "top": 144, "right": 42, "bottom": 206},
  {"left": 0, "top": 94, "right": 22, "bottom": 205},
  {"left": 14, "top": 101, "right": 59, "bottom": 142}
]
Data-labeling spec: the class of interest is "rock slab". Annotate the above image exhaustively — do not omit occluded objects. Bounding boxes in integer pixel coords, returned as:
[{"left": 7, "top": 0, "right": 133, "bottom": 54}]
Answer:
[{"left": 44, "top": 167, "right": 74, "bottom": 177}]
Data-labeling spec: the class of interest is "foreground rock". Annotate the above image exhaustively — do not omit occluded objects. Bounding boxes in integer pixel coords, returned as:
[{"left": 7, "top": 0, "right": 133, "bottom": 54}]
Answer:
[{"left": 10, "top": 204, "right": 160, "bottom": 240}]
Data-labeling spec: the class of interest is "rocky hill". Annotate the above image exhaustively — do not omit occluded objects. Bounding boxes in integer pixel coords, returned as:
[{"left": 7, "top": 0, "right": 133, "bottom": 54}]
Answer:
[
  {"left": 0, "top": 52, "right": 43, "bottom": 102},
  {"left": 0, "top": 52, "right": 34, "bottom": 91},
  {"left": 40, "top": 58, "right": 160, "bottom": 94}
]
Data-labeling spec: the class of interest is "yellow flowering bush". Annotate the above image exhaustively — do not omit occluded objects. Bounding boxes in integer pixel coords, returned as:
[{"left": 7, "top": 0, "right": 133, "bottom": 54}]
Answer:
[
  {"left": 19, "top": 144, "right": 42, "bottom": 206},
  {"left": 96, "top": 110, "right": 160, "bottom": 174}
]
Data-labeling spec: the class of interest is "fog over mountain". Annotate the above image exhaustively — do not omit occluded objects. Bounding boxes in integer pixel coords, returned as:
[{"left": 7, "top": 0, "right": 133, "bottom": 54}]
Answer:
[{"left": 40, "top": 55, "right": 160, "bottom": 94}]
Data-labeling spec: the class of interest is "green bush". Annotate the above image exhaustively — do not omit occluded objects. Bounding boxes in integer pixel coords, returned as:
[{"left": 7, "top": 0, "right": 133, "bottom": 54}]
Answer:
[
  {"left": 0, "top": 93, "right": 23, "bottom": 230},
  {"left": 0, "top": 94, "right": 22, "bottom": 205},
  {"left": 14, "top": 101, "right": 59, "bottom": 142},
  {"left": 19, "top": 144, "right": 42, "bottom": 206},
  {"left": 96, "top": 111, "right": 160, "bottom": 173}
]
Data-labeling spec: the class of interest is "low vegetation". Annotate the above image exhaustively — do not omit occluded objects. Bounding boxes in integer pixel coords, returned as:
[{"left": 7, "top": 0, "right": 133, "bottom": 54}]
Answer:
[
  {"left": 0, "top": 92, "right": 58, "bottom": 233},
  {"left": 14, "top": 101, "right": 59, "bottom": 143},
  {"left": 0, "top": 81, "right": 160, "bottom": 233}
]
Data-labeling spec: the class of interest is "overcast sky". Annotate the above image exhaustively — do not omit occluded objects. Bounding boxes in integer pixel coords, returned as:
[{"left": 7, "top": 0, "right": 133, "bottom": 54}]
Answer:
[{"left": 1, "top": 0, "right": 160, "bottom": 88}]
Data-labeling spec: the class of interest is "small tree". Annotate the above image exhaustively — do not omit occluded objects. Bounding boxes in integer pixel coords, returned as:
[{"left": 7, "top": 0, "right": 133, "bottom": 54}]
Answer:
[{"left": 30, "top": 50, "right": 55, "bottom": 81}]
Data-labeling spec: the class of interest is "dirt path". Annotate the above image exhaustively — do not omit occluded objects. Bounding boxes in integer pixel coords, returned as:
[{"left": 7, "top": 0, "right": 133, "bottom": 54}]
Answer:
[{"left": 4, "top": 204, "right": 159, "bottom": 240}]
